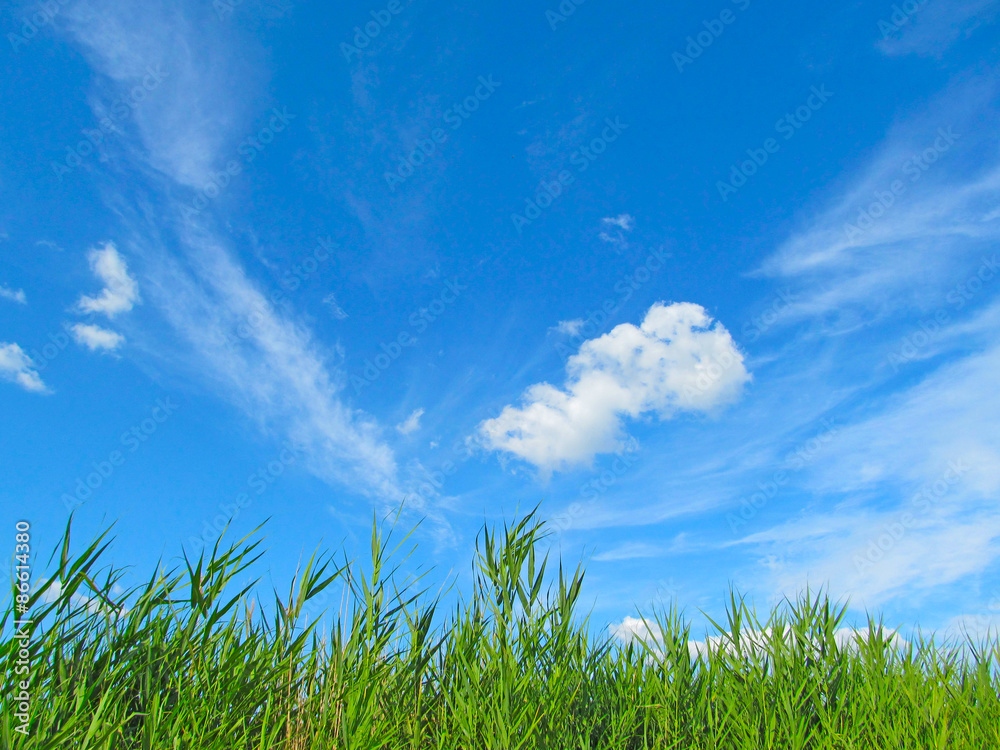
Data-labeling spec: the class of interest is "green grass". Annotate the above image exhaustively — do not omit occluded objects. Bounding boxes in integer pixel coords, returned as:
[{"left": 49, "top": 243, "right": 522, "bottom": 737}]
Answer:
[{"left": 3, "top": 511, "right": 999, "bottom": 749}]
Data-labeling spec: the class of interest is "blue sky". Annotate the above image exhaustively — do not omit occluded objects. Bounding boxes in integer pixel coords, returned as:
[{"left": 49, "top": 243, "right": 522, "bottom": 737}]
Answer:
[{"left": 2, "top": 0, "right": 1000, "bottom": 641}]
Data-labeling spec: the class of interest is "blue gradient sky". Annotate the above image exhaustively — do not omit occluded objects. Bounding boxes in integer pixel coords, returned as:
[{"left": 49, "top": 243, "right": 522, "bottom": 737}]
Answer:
[{"left": 2, "top": 0, "right": 1000, "bottom": 640}]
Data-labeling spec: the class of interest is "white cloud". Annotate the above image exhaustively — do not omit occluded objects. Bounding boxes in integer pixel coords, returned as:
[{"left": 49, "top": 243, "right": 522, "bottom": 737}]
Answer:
[
  {"left": 759, "top": 79, "right": 1000, "bottom": 328},
  {"left": 602, "top": 214, "right": 634, "bottom": 231},
  {"left": 0, "top": 343, "right": 48, "bottom": 393},
  {"left": 322, "top": 293, "right": 349, "bottom": 320},
  {"left": 593, "top": 534, "right": 689, "bottom": 562},
  {"left": 593, "top": 542, "right": 664, "bottom": 562},
  {"left": 38, "top": 579, "right": 123, "bottom": 616},
  {"left": 941, "top": 611, "right": 1000, "bottom": 643},
  {"left": 479, "top": 302, "right": 750, "bottom": 474},
  {"left": 71, "top": 323, "right": 125, "bottom": 352},
  {"left": 51, "top": 1, "right": 416, "bottom": 511},
  {"left": 609, "top": 615, "right": 662, "bottom": 644},
  {"left": 724, "top": 76, "right": 1000, "bottom": 614},
  {"left": 610, "top": 617, "right": 908, "bottom": 661},
  {"left": 599, "top": 214, "right": 635, "bottom": 246},
  {"left": 552, "top": 318, "right": 584, "bottom": 337},
  {"left": 146, "top": 224, "right": 407, "bottom": 502},
  {"left": 0, "top": 285, "right": 26, "bottom": 304},
  {"left": 62, "top": 0, "right": 258, "bottom": 189},
  {"left": 396, "top": 408, "right": 424, "bottom": 435},
  {"left": 76, "top": 242, "right": 140, "bottom": 318}
]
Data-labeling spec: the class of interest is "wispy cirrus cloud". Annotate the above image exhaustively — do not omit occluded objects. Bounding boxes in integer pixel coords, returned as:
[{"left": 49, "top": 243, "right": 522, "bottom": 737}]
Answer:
[
  {"left": 142, "top": 221, "right": 407, "bottom": 502},
  {"left": 58, "top": 0, "right": 411, "bottom": 505},
  {"left": 737, "top": 77, "right": 1000, "bottom": 609},
  {"left": 0, "top": 343, "right": 48, "bottom": 394},
  {"left": 0, "top": 285, "right": 26, "bottom": 304},
  {"left": 877, "top": 0, "right": 1000, "bottom": 58},
  {"left": 62, "top": 0, "right": 261, "bottom": 188}
]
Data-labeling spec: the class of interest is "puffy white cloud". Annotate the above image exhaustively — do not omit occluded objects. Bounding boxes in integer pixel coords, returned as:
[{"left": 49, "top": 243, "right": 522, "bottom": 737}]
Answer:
[
  {"left": 71, "top": 323, "right": 125, "bottom": 352},
  {"left": 609, "top": 615, "right": 662, "bottom": 644},
  {"left": 396, "top": 408, "right": 424, "bottom": 435},
  {"left": 0, "top": 285, "right": 26, "bottom": 304},
  {"left": 479, "top": 302, "right": 750, "bottom": 474},
  {"left": 76, "top": 242, "right": 140, "bottom": 318},
  {"left": 0, "top": 343, "right": 48, "bottom": 393}
]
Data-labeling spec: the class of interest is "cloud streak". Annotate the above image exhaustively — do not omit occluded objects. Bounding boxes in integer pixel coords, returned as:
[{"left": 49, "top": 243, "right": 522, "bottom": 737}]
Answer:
[
  {"left": 0, "top": 285, "right": 26, "bottom": 304},
  {"left": 57, "top": 1, "right": 410, "bottom": 505},
  {"left": 0, "top": 343, "right": 48, "bottom": 393}
]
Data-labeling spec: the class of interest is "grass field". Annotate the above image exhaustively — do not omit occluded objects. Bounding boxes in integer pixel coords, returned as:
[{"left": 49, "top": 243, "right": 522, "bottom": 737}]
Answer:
[{"left": 3, "top": 512, "right": 999, "bottom": 749}]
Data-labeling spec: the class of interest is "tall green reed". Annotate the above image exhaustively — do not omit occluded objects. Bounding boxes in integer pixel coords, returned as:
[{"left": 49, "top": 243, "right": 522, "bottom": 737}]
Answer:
[{"left": 2, "top": 511, "right": 998, "bottom": 749}]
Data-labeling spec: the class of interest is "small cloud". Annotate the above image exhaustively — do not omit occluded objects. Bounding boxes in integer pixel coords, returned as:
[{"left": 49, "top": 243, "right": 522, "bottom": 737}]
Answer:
[
  {"left": 76, "top": 242, "right": 140, "bottom": 318},
  {"left": 36, "top": 239, "right": 63, "bottom": 252},
  {"left": 610, "top": 618, "right": 908, "bottom": 662},
  {"left": 552, "top": 318, "right": 585, "bottom": 337},
  {"left": 0, "top": 342, "right": 48, "bottom": 393},
  {"left": 0, "top": 285, "right": 26, "bottom": 304},
  {"left": 478, "top": 302, "right": 751, "bottom": 475},
  {"left": 322, "top": 293, "right": 349, "bottom": 319},
  {"left": 609, "top": 615, "right": 662, "bottom": 644},
  {"left": 71, "top": 323, "right": 125, "bottom": 352},
  {"left": 396, "top": 408, "right": 425, "bottom": 435},
  {"left": 602, "top": 214, "right": 635, "bottom": 231},
  {"left": 599, "top": 214, "right": 635, "bottom": 248}
]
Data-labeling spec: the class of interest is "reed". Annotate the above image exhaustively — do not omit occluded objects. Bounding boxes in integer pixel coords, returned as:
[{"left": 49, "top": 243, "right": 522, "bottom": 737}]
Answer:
[{"left": 3, "top": 511, "right": 998, "bottom": 749}]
